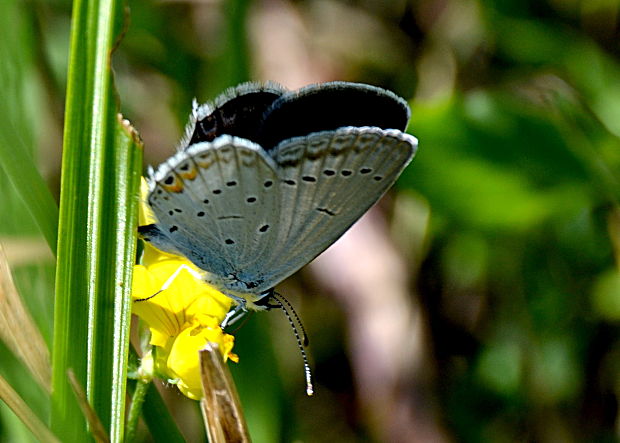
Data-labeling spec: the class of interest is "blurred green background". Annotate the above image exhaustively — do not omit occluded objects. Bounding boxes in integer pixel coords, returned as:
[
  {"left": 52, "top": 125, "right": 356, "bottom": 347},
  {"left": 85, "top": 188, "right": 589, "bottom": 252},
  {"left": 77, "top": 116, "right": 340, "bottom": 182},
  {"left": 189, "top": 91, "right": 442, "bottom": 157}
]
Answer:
[{"left": 3, "top": 0, "right": 620, "bottom": 441}]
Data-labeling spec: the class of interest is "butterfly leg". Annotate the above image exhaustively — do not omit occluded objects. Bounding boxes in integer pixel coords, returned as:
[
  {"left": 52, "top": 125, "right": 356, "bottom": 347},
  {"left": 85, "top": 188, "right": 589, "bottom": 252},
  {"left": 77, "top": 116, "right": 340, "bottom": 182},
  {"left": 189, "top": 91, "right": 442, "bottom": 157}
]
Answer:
[
  {"left": 134, "top": 264, "right": 204, "bottom": 301},
  {"left": 220, "top": 300, "right": 248, "bottom": 329}
]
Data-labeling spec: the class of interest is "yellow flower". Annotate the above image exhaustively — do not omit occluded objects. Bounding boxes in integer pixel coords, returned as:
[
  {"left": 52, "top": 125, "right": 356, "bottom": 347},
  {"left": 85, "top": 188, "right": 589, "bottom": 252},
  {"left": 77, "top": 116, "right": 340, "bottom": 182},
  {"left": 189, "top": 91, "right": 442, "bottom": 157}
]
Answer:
[{"left": 132, "top": 179, "right": 237, "bottom": 400}]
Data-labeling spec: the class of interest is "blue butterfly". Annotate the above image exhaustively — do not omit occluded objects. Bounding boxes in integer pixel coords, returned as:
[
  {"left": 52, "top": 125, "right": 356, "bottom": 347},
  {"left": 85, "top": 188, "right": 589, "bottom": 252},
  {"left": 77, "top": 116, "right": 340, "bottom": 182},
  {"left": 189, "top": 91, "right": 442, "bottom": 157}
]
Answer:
[{"left": 140, "top": 81, "right": 417, "bottom": 321}]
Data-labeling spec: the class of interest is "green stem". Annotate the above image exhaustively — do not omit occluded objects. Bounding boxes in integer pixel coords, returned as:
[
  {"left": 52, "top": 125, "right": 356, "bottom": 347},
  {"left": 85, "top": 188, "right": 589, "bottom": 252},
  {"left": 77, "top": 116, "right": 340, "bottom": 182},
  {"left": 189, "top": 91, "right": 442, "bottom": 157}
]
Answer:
[{"left": 124, "top": 379, "right": 150, "bottom": 443}]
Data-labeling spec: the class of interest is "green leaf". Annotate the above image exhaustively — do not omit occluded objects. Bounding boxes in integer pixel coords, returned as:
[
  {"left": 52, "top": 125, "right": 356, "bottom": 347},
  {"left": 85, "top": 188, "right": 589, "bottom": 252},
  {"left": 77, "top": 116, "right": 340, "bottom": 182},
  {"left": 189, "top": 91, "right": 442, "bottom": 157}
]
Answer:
[
  {"left": 128, "top": 381, "right": 186, "bottom": 443},
  {"left": 0, "top": 0, "right": 59, "bottom": 253}
]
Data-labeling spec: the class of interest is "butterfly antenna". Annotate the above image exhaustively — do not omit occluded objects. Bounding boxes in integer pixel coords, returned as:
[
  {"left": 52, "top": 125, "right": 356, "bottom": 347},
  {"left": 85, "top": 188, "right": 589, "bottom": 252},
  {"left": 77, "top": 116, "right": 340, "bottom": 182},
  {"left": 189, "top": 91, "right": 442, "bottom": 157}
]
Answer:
[
  {"left": 134, "top": 289, "right": 162, "bottom": 302},
  {"left": 273, "top": 292, "right": 309, "bottom": 346},
  {"left": 271, "top": 293, "right": 314, "bottom": 396}
]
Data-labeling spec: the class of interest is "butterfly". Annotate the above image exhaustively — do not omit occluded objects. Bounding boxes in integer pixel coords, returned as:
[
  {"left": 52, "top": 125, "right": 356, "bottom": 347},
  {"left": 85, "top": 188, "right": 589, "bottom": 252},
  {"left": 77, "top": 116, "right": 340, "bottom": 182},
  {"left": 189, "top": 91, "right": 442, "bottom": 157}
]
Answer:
[{"left": 139, "top": 81, "right": 418, "bottom": 323}]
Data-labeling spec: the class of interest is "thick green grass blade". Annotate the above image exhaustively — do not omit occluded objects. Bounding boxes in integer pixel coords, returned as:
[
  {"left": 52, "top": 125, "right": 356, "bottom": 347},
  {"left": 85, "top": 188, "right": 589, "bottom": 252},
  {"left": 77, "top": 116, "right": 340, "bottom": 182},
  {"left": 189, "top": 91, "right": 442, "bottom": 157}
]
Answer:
[
  {"left": 51, "top": 0, "right": 140, "bottom": 441},
  {"left": 95, "top": 116, "right": 142, "bottom": 441}
]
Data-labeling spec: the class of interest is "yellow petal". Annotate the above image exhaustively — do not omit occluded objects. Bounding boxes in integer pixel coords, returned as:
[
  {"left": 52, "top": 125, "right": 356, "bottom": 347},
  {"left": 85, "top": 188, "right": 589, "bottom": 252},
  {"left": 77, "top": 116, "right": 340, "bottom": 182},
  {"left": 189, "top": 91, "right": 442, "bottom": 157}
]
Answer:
[
  {"left": 150, "top": 329, "right": 173, "bottom": 349},
  {"left": 132, "top": 260, "right": 232, "bottom": 340},
  {"left": 131, "top": 265, "right": 158, "bottom": 299},
  {"left": 165, "top": 324, "right": 235, "bottom": 400},
  {"left": 139, "top": 178, "right": 157, "bottom": 226},
  {"left": 142, "top": 242, "right": 182, "bottom": 267}
]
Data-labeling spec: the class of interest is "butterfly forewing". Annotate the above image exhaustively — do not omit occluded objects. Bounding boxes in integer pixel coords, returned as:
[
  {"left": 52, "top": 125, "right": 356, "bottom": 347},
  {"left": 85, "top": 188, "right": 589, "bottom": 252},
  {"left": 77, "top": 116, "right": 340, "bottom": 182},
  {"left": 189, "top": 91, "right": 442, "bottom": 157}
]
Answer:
[{"left": 251, "top": 127, "right": 417, "bottom": 292}]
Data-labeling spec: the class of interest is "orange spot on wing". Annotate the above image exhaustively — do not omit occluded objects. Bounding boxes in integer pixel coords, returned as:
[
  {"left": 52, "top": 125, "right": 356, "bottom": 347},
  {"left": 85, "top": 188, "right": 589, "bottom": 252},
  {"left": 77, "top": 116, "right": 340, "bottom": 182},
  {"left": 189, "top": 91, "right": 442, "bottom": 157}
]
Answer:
[
  {"left": 180, "top": 167, "right": 197, "bottom": 180},
  {"left": 162, "top": 182, "right": 184, "bottom": 193}
]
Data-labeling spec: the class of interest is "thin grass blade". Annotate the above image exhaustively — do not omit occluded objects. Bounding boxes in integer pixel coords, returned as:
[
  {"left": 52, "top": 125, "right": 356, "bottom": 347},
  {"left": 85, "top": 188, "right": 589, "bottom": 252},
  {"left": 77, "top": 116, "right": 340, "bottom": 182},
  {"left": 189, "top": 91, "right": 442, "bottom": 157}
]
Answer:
[
  {"left": 0, "top": 375, "right": 59, "bottom": 443},
  {"left": 0, "top": 244, "right": 50, "bottom": 392}
]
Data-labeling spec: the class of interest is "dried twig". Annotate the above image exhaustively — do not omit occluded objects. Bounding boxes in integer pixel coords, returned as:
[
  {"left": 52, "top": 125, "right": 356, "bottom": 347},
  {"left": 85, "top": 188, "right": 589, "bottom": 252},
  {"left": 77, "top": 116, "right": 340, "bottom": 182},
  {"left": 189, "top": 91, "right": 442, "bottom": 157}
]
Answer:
[{"left": 199, "top": 343, "right": 250, "bottom": 443}]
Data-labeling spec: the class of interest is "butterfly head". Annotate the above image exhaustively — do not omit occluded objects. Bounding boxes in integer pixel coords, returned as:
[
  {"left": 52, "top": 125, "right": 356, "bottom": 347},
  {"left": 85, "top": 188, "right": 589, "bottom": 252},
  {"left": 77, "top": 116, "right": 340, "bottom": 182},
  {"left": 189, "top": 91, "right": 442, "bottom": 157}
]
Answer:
[{"left": 202, "top": 271, "right": 272, "bottom": 310}]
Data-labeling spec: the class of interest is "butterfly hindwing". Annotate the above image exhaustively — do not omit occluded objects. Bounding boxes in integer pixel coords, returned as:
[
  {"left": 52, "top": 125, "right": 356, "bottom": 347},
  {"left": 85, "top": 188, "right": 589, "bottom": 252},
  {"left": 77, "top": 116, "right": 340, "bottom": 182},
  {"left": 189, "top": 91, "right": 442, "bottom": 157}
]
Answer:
[{"left": 252, "top": 126, "right": 417, "bottom": 292}]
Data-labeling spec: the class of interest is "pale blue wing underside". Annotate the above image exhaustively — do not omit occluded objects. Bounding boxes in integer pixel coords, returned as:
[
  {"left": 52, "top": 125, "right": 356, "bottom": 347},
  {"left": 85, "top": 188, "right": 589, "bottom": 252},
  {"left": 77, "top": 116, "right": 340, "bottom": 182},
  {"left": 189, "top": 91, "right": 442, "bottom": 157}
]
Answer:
[
  {"left": 144, "top": 127, "right": 417, "bottom": 297},
  {"left": 257, "top": 126, "right": 416, "bottom": 291},
  {"left": 145, "top": 136, "right": 280, "bottom": 290}
]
